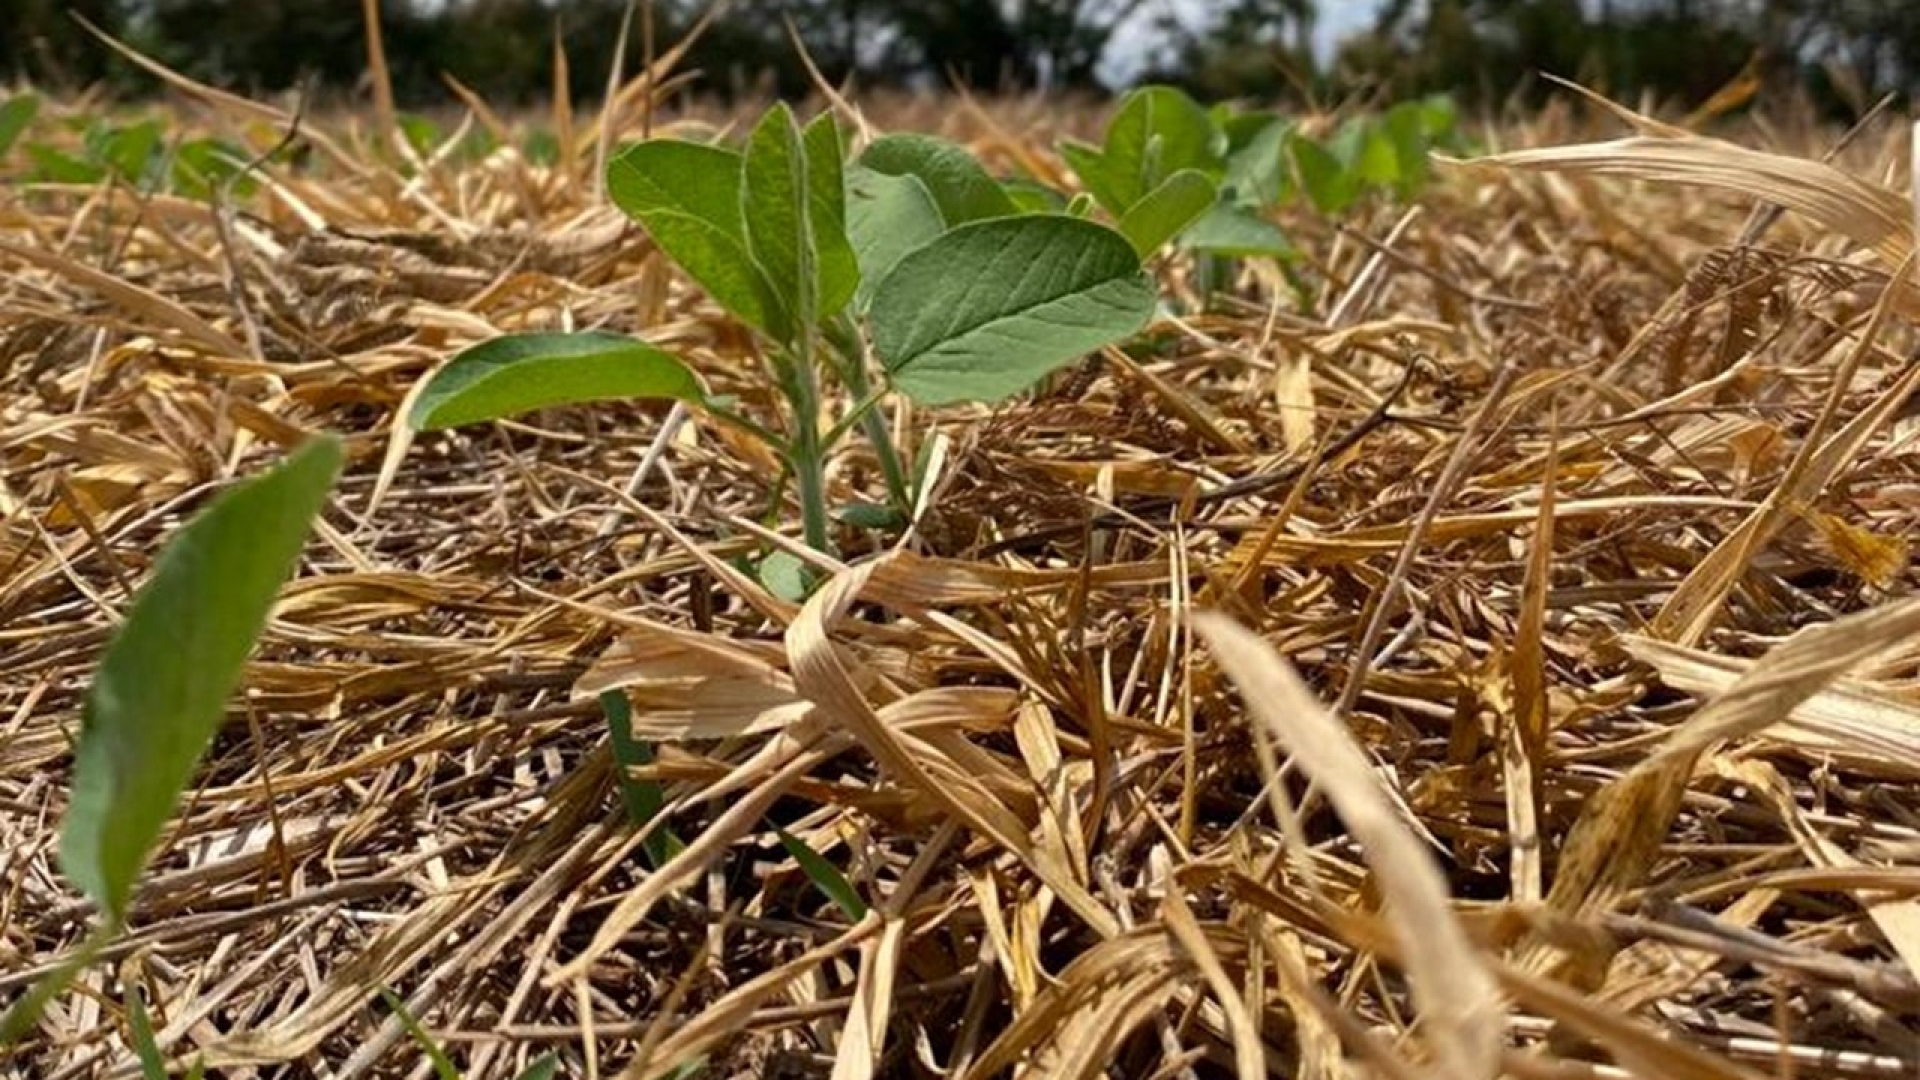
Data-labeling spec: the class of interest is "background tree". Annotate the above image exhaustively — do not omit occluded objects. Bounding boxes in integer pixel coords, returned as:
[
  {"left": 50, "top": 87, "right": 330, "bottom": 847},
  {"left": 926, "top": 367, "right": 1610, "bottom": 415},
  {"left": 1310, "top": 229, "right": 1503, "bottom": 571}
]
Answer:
[
  {"left": 1141, "top": 0, "right": 1319, "bottom": 101},
  {"left": 3, "top": 0, "right": 1920, "bottom": 114},
  {"left": 1, "top": 0, "right": 127, "bottom": 89}
]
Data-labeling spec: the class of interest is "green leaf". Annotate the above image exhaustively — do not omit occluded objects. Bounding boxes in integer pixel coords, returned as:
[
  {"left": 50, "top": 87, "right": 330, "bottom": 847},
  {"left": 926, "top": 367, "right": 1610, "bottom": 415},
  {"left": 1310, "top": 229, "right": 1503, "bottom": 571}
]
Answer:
[
  {"left": 26, "top": 143, "right": 103, "bottom": 184},
  {"left": 1059, "top": 139, "right": 1125, "bottom": 216},
  {"left": 1290, "top": 136, "right": 1358, "bottom": 215},
  {"left": 859, "top": 133, "right": 1017, "bottom": 224},
  {"left": 1383, "top": 100, "right": 1436, "bottom": 197},
  {"left": 169, "top": 138, "right": 253, "bottom": 200},
  {"left": 512, "top": 1055, "right": 560, "bottom": 1080},
  {"left": 871, "top": 216, "right": 1155, "bottom": 406},
  {"left": 844, "top": 167, "right": 945, "bottom": 311},
  {"left": 0, "top": 93, "right": 39, "bottom": 159},
  {"left": 1182, "top": 204, "right": 1293, "bottom": 259},
  {"left": 775, "top": 826, "right": 868, "bottom": 921},
  {"left": 1092, "top": 85, "right": 1222, "bottom": 214},
  {"left": 522, "top": 129, "right": 560, "bottom": 166},
  {"left": 1221, "top": 115, "right": 1291, "bottom": 207},
  {"left": 832, "top": 500, "right": 905, "bottom": 530},
  {"left": 756, "top": 548, "right": 812, "bottom": 603},
  {"left": 398, "top": 112, "right": 443, "bottom": 157},
  {"left": 607, "top": 140, "right": 785, "bottom": 337},
  {"left": 1117, "top": 169, "right": 1218, "bottom": 257},
  {"left": 91, "top": 121, "right": 163, "bottom": 187},
  {"left": 61, "top": 437, "right": 342, "bottom": 925},
  {"left": 1352, "top": 123, "right": 1403, "bottom": 191},
  {"left": 802, "top": 112, "right": 859, "bottom": 321},
  {"left": 408, "top": 332, "right": 703, "bottom": 432},
  {"left": 1417, "top": 93, "right": 1466, "bottom": 150},
  {"left": 1000, "top": 177, "right": 1068, "bottom": 215},
  {"left": 742, "top": 104, "right": 818, "bottom": 344},
  {"left": 0, "top": 926, "right": 109, "bottom": 1043},
  {"left": 602, "top": 689, "right": 683, "bottom": 869}
]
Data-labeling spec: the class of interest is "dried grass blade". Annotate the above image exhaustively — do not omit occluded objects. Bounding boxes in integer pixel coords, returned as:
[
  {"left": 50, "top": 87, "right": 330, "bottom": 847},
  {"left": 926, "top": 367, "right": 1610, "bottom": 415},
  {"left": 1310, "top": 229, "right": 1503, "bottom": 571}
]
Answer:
[
  {"left": 1536, "top": 596, "right": 1920, "bottom": 967},
  {"left": 74, "top": 13, "right": 361, "bottom": 172},
  {"left": 575, "top": 621, "right": 809, "bottom": 739},
  {"left": 1494, "top": 960, "right": 1769, "bottom": 1080},
  {"left": 787, "top": 559, "right": 1120, "bottom": 938},
  {"left": 830, "top": 823, "right": 955, "bottom": 1080},
  {"left": 622, "top": 917, "right": 882, "bottom": 1079},
  {"left": 546, "top": 741, "right": 828, "bottom": 986},
  {"left": 1457, "top": 134, "right": 1915, "bottom": 287},
  {"left": 1655, "top": 262, "right": 1919, "bottom": 645},
  {"left": 1505, "top": 421, "right": 1558, "bottom": 905},
  {"left": 1195, "top": 613, "right": 1502, "bottom": 1080},
  {"left": 0, "top": 238, "right": 246, "bottom": 358},
  {"left": 962, "top": 930, "right": 1184, "bottom": 1079},
  {"left": 1161, "top": 889, "right": 1264, "bottom": 1080},
  {"left": 1738, "top": 759, "right": 1920, "bottom": 980},
  {"left": 1620, "top": 635, "right": 1920, "bottom": 778}
]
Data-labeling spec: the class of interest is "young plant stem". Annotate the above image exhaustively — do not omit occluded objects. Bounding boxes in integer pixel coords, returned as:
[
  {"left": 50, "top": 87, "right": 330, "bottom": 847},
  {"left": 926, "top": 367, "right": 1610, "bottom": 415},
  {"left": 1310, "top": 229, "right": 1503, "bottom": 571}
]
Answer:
[
  {"left": 825, "top": 317, "right": 911, "bottom": 510},
  {"left": 781, "top": 338, "right": 833, "bottom": 555}
]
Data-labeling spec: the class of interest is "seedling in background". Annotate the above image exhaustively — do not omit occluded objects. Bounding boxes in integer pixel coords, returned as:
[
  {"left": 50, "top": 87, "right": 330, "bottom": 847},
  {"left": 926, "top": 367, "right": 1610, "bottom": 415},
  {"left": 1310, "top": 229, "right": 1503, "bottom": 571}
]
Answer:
[
  {"left": 1057, "top": 86, "right": 1470, "bottom": 293},
  {"left": 1060, "top": 84, "right": 1290, "bottom": 262},
  {"left": 407, "top": 102, "right": 1156, "bottom": 566},
  {"left": 0, "top": 92, "right": 39, "bottom": 159},
  {"left": 0, "top": 94, "right": 261, "bottom": 198}
]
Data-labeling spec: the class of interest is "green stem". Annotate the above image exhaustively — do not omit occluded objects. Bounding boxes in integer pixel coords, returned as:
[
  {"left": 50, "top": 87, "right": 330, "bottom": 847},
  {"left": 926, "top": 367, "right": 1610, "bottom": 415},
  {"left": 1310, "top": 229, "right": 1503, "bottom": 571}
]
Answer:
[
  {"left": 783, "top": 339, "right": 832, "bottom": 555},
  {"left": 825, "top": 316, "right": 911, "bottom": 512}
]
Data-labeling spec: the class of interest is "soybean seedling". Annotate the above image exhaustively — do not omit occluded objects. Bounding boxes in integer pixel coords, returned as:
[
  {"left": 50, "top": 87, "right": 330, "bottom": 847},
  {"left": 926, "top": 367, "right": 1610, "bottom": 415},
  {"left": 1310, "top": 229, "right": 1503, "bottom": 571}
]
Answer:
[{"left": 406, "top": 103, "right": 1158, "bottom": 560}]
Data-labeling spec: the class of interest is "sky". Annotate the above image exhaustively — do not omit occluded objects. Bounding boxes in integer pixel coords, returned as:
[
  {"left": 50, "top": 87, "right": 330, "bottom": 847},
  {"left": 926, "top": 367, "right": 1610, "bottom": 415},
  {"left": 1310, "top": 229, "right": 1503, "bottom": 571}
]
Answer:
[{"left": 1101, "top": 0, "right": 1390, "bottom": 85}]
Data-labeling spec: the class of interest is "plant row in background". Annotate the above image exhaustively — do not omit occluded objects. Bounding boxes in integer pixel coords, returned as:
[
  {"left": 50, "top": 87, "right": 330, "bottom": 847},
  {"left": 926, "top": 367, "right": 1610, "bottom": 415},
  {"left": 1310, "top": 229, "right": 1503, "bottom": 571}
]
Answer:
[{"left": 0, "top": 91, "right": 563, "bottom": 194}]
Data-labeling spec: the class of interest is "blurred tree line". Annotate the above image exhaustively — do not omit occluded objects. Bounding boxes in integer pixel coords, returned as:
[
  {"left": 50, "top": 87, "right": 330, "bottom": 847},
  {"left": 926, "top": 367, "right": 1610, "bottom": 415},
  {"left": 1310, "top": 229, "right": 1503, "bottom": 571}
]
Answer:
[{"left": 3, "top": 0, "right": 1919, "bottom": 111}]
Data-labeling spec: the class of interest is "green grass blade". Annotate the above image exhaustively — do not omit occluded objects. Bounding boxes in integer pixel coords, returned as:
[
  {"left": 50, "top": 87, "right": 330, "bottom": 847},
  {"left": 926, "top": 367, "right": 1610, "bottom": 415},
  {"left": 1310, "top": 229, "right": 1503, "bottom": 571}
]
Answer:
[
  {"left": 408, "top": 332, "right": 703, "bottom": 432},
  {"left": 380, "top": 988, "right": 461, "bottom": 1080},
  {"left": 775, "top": 826, "right": 868, "bottom": 921},
  {"left": 510, "top": 1053, "right": 559, "bottom": 1080},
  {"left": 601, "top": 690, "right": 684, "bottom": 868},
  {"left": 125, "top": 985, "right": 168, "bottom": 1080},
  {"left": 0, "top": 923, "right": 109, "bottom": 1045},
  {"left": 61, "top": 436, "right": 342, "bottom": 925}
]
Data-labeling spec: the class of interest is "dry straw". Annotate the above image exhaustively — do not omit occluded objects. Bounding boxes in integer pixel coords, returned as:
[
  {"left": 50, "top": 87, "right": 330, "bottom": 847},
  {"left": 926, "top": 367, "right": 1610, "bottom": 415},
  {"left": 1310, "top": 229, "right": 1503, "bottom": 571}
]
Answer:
[{"left": 10, "top": 23, "right": 1920, "bottom": 1078}]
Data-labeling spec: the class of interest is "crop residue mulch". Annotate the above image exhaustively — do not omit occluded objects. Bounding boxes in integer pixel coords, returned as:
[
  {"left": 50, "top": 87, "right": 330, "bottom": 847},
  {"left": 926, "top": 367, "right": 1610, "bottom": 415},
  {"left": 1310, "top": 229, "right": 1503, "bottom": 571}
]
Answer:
[{"left": 6, "top": 80, "right": 1920, "bottom": 1079}]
